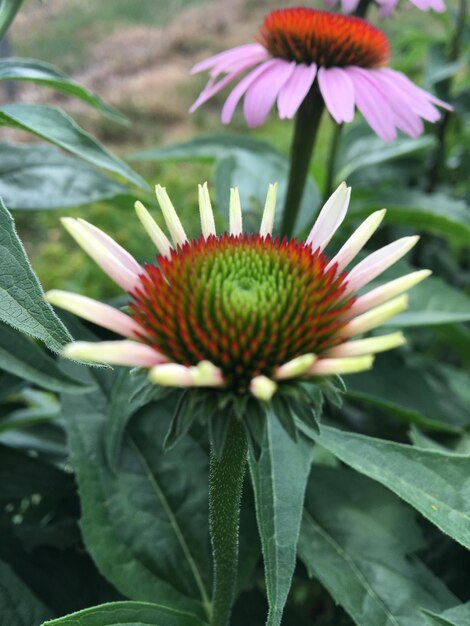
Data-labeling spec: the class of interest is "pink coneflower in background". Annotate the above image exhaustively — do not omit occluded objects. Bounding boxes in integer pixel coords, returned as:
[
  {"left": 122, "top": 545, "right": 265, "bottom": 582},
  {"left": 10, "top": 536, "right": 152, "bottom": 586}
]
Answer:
[
  {"left": 189, "top": 7, "right": 450, "bottom": 142},
  {"left": 325, "top": 0, "right": 445, "bottom": 17},
  {"left": 46, "top": 182, "right": 429, "bottom": 401}
]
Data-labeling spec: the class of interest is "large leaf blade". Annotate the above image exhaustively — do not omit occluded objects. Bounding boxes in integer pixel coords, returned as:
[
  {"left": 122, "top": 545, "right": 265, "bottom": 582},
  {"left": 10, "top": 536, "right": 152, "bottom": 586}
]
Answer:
[
  {"left": 312, "top": 425, "right": 470, "bottom": 549},
  {"left": 0, "top": 104, "right": 148, "bottom": 189},
  {"left": 0, "top": 198, "right": 72, "bottom": 352},
  {"left": 299, "top": 466, "right": 457, "bottom": 626},
  {"left": 41, "top": 601, "right": 208, "bottom": 626},
  {"left": 0, "top": 59, "right": 126, "bottom": 123},
  {"left": 0, "top": 142, "right": 130, "bottom": 210},
  {"left": 248, "top": 410, "right": 313, "bottom": 626},
  {"left": 0, "top": 321, "right": 89, "bottom": 393},
  {"left": 63, "top": 365, "right": 212, "bottom": 620}
]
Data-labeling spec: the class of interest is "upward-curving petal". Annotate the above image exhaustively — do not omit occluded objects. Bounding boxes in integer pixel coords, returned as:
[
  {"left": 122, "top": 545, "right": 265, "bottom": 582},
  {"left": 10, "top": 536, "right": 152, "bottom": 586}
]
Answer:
[
  {"left": 306, "top": 182, "right": 351, "bottom": 251},
  {"left": 61, "top": 218, "right": 142, "bottom": 293}
]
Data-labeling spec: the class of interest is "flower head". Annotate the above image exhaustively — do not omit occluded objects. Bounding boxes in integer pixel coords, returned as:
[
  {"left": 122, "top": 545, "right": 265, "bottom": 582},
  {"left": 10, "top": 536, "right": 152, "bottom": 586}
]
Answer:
[
  {"left": 326, "top": 0, "right": 445, "bottom": 18},
  {"left": 189, "top": 7, "right": 451, "bottom": 141},
  {"left": 48, "top": 182, "right": 429, "bottom": 405}
]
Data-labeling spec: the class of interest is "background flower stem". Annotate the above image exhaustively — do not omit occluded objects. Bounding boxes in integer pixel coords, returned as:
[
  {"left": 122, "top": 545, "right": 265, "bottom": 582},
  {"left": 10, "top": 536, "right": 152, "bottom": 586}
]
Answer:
[
  {"left": 323, "top": 122, "right": 343, "bottom": 202},
  {"left": 425, "top": 0, "right": 467, "bottom": 192},
  {"left": 280, "top": 88, "right": 324, "bottom": 239},
  {"left": 209, "top": 417, "right": 247, "bottom": 626}
]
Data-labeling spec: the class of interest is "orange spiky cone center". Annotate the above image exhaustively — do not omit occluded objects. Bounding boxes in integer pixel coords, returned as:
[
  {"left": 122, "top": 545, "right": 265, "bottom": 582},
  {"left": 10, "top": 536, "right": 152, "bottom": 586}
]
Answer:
[
  {"left": 130, "top": 234, "right": 354, "bottom": 393},
  {"left": 257, "top": 7, "right": 390, "bottom": 68}
]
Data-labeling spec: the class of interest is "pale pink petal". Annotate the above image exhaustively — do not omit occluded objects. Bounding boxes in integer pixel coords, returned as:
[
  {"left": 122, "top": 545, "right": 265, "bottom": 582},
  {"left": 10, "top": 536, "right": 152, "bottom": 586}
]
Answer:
[
  {"left": 191, "top": 44, "right": 267, "bottom": 74},
  {"left": 63, "top": 340, "right": 168, "bottom": 367},
  {"left": 327, "top": 210, "right": 387, "bottom": 274},
  {"left": 190, "top": 61, "right": 259, "bottom": 113},
  {"left": 318, "top": 67, "right": 355, "bottom": 123},
  {"left": 346, "top": 68, "right": 397, "bottom": 142},
  {"left": 347, "top": 269, "right": 431, "bottom": 317},
  {"left": 77, "top": 219, "right": 142, "bottom": 276},
  {"left": 46, "top": 290, "right": 144, "bottom": 339},
  {"left": 243, "top": 60, "right": 296, "bottom": 128},
  {"left": 277, "top": 63, "right": 317, "bottom": 119},
  {"left": 345, "top": 236, "right": 419, "bottom": 294},
  {"left": 306, "top": 182, "right": 351, "bottom": 251},
  {"left": 221, "top": 59, "right": 278, "bottom": 124},
  {"left": 61, "top": 218, "right": 142, "bottom": 293}
]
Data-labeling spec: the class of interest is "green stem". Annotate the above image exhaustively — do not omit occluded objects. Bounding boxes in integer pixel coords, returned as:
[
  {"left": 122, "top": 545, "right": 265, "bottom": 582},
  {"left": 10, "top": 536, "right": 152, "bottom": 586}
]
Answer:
[
  {"left": 0, "top": 0, "right": 24, "bottom": 42},
  {"left": 323, "top": 123, "right": 343, "bottom": 202},
  {"left": 353, "top": 0, "right": 374, "bottom": 17},
  {"left": 209, "top": 417, "right": 247, "bottom": 626},
  {"left": 280, "top": 88, "right": 324, "bottom": 239},
  {"left": 425, "top": 0, "right": 467, "bottom": 192}
]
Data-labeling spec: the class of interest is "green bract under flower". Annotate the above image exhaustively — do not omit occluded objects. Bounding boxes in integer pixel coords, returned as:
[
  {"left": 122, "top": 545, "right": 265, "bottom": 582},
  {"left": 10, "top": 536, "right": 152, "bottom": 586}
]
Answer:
[{"left": 131, "top": 233, "right": 352, "bottom": 394}]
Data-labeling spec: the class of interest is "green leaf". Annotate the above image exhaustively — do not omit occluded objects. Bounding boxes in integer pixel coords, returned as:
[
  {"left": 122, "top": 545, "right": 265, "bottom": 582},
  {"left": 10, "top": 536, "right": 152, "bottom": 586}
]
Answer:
[
  {"left": 423, "top": 603, "right": 470, "bottom": 625},
  {"left": 130, "top": 133, "right": 320, "bottom": 235},
  {"left": 0, "top": 104, "right": 148, "bottom": 190},
  {"left": 248, "top": 409, "right": 313, "bottom": 626},
  {"left": 41, "top": 601, "right": 208, "bottom": 626},
  {"left": 299, "top": 466, "right": 457, "bottom": 626},
  {"left": 311, "top": 425, "right": 470, "bottom": 550},
  {"left": 63, "top": 366, "right": 212, "bottom": 620},
  {"left": 0, "top": 559, "right": 52, "bottom": 626},
  {"left": 349, "top": 190, "right": 470, "bottom": 245},
  {"left": 336, "top": 134, "right": 435, "bottom": 181},
  {"left": 0, "top": 0, "right": 23, "bottom": 41},
  {"left": 0, "top": 198, "right": 72, "bottom": 352},
  {"left": 0, "top": 142, "right": 130, "bottom": 210},
  {"left": 0, "top": 59, "right": 127, "bottom": 124},
  {"left": 346, "top": 353, "right": 468, "bottom": 433},
  {"left": 0, "top": 321, "right": 89, "bottom": 393}
]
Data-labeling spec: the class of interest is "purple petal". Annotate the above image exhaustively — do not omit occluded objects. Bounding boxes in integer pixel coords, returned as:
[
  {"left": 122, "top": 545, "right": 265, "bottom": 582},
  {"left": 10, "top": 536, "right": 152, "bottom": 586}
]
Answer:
[
  {"left": 318, "top": 67, "right": 355, "bottom": 123},
  {"left": 189, "top": 59, "right": 261, "bottom": 113},
  {"left": 221, "top": 59, "right": 278, "bottom": 124},
  {"left": 191, "top": 44, "right": 266, "bottom": 74},
  {"left": 243, "top": 60, "right": 296, "bottom": 128},
  {"left": 367, "top": 70, "right": 424, "bottom": 137},
  {"left": 278, "top": 63, "right": 317, "bottom": 119},
  {"left": 342, "top": 0, "right": 360, "bottom": 11},
  {"left": 346, "top": 68, "right": 397, "bottom": 142}
]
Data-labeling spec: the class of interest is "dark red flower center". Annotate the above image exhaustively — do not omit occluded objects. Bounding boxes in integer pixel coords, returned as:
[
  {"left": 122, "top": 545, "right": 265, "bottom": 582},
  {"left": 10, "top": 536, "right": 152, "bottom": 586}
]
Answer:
[
  {"left": 257, "top": 7, "right": 390, "bottom": 68},
  {"left": 130, "top": 234, "right": 354, "bottom": 393}
]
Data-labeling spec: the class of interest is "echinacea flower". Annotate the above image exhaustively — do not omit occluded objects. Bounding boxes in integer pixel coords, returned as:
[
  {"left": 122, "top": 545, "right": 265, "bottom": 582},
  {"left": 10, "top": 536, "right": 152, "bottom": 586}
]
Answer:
[
  {"left": 326, "top": 0, "right": 445, "bottom": 18},
  {"left": 189, "top": 7, "right": 451, "bottom": 141},
  {"left": 47, "top": 182, "right": 429, "bottom": 404}
]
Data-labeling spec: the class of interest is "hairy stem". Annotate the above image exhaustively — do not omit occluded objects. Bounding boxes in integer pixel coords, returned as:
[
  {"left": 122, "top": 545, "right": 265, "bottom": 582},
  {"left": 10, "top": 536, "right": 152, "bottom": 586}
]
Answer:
[{"left": 209, "top": 417, "right": 247, "bottom": 626}]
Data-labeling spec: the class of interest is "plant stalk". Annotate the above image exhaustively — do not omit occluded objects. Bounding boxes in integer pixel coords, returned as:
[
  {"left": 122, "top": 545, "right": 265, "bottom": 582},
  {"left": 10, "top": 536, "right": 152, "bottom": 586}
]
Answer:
[
  {"left": 280, "top": 88, "right": 325, "bottom": 239},
  {"left": 323, "top": 123, "right": 343, "bottom": 201},
  {"left": 209, "top": 417, "right": 247, "bottom": 626},
  {"left": 425, "top": 0, "right": 467, "bottom": 192},
  {"left": 0, "top": 0, "right": 24, "bottom": 42}
]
